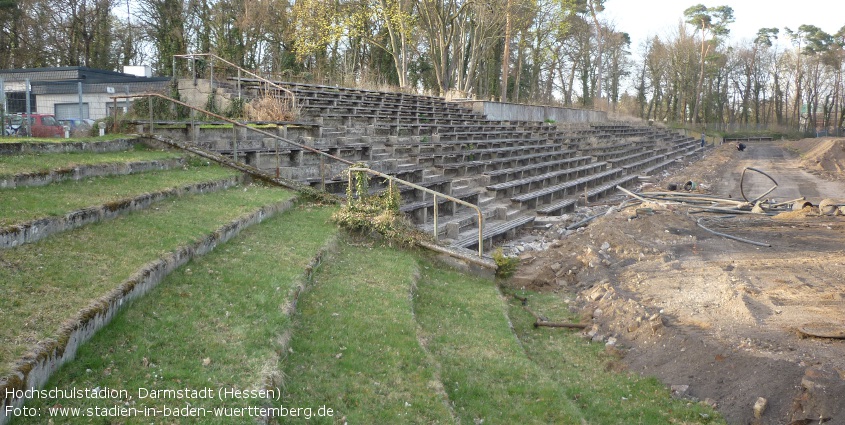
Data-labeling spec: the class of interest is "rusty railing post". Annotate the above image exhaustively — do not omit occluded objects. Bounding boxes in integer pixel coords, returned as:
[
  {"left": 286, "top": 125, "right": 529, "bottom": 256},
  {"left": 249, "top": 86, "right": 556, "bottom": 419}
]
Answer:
[
  {"left": 433, "top": 194, "right": 438, "bottom": 242},
  {"left": 232, "top": 126, "right": 238, "bottom": 164},
  {"left": 320, "top": 155, "right": 325, "bottom": 191},
  {"left": 477, "top": 212, "right": 483, "bottom": 257}
]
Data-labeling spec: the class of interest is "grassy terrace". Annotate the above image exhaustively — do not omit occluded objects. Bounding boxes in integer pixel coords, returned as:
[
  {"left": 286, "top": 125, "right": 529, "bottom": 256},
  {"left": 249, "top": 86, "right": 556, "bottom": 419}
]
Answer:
[
  {"left": 8, "top": 232, "right": 726, "bottom": 424},
  {"left": 0, "top": 148, "right": 183, "bottom": 177},
  {"left": 280, "top": 241, "right": 724, "bottom": 424},
  {"left": 0, "top": 185, "right": 295, "bottom": 377},
  {"left": 281, "top": 242, "right": 455, "bottom": 424},
  {"left": 17, "top": 205, "right": 335, "bottom": 425},
  {"left": 414, "top": 264, "right": 584, "bottom": 424},
  {"left": 0, "top": 165, "right": 237, "bottom": 227}
]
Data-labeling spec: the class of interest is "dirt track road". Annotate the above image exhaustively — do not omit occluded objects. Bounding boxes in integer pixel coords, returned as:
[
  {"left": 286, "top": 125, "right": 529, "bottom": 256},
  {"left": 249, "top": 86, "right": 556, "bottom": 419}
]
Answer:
[
  {"left": 716, "top": 142, "right": 845, "bottom": 203},
  {"left": 512, "top": 140, "right": 845, "bottom": 425}
]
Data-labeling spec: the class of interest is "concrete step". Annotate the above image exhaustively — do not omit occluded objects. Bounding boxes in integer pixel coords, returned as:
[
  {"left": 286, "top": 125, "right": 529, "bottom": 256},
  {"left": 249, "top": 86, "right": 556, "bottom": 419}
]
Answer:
[
  {"left": 452, "top": 214, "right": 536, "bottom": 250},
  {"left": 478, "top": 196, "right": 496, "bottom": 208}
]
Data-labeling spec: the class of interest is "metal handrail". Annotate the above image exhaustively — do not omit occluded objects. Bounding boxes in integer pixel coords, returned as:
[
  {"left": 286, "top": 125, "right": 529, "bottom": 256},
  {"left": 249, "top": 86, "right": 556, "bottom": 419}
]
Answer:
[
  {"left": 110, "top": 93, "right": 354, "bottom": 188},
  {"left": 173, "top": 53, "right": 297, "bottom": 107},
  {"left": 348, "top": 167, "right": 484, "bottom": 258},
  {"left": 110, "top": 93, "right": 484, "bottom": 256}
]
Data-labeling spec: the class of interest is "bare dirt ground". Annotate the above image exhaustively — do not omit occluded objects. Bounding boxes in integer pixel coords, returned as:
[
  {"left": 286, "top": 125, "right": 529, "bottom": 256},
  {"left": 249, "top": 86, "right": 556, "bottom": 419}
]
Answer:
[{"left": 509, "top": 138, "right": 845, "bottom": 425}]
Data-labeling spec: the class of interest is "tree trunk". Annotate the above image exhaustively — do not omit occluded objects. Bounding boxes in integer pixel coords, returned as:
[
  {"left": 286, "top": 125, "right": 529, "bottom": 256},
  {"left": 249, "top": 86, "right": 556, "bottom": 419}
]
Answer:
[
  {"left": 587, "top": 0, "right": 603, "bottom": 109},
  {"left": 513, "top": 32, "right": 524, "bottom": 103},
  {"left": 500, "top": 0, "right": 512, "bottom": 102},
  {"left": 692, "top": 21, "right": 709, "bottom": 123}
]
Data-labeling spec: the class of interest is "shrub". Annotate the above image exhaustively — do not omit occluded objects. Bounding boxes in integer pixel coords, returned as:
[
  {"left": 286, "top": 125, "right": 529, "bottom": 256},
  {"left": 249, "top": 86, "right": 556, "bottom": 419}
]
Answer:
[
  {"left": 332, "top": 165, "right": 425, "bottom": 246},
  {"left": 492, "top": 248, "right": 519, "bottom": 278}
]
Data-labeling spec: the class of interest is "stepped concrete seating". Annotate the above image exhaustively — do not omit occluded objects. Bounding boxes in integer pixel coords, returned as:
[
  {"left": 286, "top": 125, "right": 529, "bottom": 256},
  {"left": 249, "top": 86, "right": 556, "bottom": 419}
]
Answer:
[
  {"left": 484, "top": 155, "right": 592, "bottom": 184},
  {"left": 511, "top": 167, "right": 624, "bottom": 210},
  {"left": 400, "top": 188, "right": 483, "bottom": 224},
  {"left": 590, "top": 124, "right": 661, "bottom": 138},
  {"left": 419, "top": 207, "right": 493, "bottom": 240},
  {"left": 535, "top": 173, "right": 640, "bottom": 216},
  {"left": 409, "top": 143, "right": 562, "bottom": 168},
  {"left": 608, "top": 149, "right": 664, "bottom": 168},
  {"left": 452, "top": 215, "right": 536, "bottom": 250},
  {"left": 440, "top": 149, "right": 576, "bottom": 177},
  {"left": 637, "top": 142, "right": 705, "bottom": 176},
  {"left": 487, "top": 162, "right": 608, "bottom": 199},
  {"left": 595, "top": 146, "right": 646, "bottom": 162},
  {"left": 230, "top": 78, "right": 708, "bottom": 249},
  {"left": 585, "top": 174, "right": 640, "bottom": 201},
  {"left": 389, "top": 136, "right": 549, "bottom": 157}
]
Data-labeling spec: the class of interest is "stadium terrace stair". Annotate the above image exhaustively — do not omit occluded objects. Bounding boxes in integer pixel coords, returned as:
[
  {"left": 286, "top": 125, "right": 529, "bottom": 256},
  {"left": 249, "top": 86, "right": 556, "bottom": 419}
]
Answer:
[{"left": 186, "top": 79, "right": 705, "bottom": 252}]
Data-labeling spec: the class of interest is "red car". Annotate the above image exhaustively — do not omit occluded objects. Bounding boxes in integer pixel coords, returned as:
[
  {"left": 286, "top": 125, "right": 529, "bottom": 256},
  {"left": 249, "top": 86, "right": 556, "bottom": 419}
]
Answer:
[{"left": 17, "top": 114, "right": 64, "bottom": 137}]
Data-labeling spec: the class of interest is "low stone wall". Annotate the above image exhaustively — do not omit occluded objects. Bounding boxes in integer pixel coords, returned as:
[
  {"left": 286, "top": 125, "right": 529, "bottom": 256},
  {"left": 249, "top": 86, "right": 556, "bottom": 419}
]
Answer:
[
  {"left": 0, "top": 198, "right": 296, "bottom": 424},
  {"left": 0, "top": 158, "right": 185, "bottom": 189},
  {"left": 0, "top": 176, "right": 242, "bottom": 249},
  {"left": 456, "top": 101, "right": 607, "bottom": 123},
  {"left": 0, "top": 139, "right": 138, "bottom": 155}
]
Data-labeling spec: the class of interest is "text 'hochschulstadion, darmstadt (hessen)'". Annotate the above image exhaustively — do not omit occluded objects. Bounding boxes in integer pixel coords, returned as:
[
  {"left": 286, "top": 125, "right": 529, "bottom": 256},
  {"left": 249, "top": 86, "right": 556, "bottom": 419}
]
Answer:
[{"left": 4, "top": 386, "right": 335, "bottom": 419}]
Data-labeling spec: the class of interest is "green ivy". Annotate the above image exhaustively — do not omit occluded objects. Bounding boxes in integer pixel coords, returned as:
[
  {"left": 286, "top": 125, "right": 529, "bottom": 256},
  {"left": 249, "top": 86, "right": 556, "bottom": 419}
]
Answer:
[
  {"left": 333, "top": 164, "right": 425, "bottom": 246},
  {"left": 225, "top": 98, "right": 246, "bottom": 119}
]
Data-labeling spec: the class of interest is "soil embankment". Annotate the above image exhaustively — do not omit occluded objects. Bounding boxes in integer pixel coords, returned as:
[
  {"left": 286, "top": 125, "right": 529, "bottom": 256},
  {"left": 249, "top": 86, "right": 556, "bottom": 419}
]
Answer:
[{"left": 509, "top": 139, "right": 845, "bottom": 424}]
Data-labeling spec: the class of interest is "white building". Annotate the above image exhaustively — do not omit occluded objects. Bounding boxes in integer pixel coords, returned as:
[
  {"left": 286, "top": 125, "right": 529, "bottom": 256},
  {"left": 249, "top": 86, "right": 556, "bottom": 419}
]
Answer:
[{"left": 0, "top": 67, "right": 170, "bottom": 120}]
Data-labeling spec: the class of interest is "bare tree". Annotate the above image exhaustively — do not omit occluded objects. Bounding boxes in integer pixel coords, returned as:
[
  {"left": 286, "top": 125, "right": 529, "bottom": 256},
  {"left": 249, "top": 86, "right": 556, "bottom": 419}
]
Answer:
[{"left": 684, "top": 4, "right": 733, "bottom": 123}]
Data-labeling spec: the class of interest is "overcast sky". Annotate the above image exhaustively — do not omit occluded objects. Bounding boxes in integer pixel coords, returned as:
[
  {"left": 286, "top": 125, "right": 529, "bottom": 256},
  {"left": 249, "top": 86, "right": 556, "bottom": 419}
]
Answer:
[{"left": 603, "top": 0, "right": 844, "bottom": 52}]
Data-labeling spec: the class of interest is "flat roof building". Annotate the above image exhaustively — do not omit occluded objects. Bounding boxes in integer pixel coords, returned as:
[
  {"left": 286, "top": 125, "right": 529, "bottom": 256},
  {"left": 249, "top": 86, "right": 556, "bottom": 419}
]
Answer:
[{"left": 0, "top": 66, "right": 170, "bottom": 120}]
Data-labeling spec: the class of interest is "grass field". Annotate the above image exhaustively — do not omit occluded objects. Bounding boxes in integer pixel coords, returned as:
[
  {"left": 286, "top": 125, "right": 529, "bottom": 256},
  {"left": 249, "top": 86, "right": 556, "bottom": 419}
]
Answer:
[{"left": 6, "top": 227, "right": 726, "bottom": 424}]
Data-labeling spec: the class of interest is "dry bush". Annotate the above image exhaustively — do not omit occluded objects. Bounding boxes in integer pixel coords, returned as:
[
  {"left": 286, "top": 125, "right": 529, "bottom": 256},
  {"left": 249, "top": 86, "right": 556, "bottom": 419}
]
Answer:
[{"left": 245, "top": 94, "right": 300, "bottom": 121}]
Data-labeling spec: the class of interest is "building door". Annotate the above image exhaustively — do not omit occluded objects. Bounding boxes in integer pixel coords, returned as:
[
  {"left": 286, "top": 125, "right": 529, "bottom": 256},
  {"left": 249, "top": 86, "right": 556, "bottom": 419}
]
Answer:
[{"left": 55, "top": 103, "right": 90, "bottom": 120}]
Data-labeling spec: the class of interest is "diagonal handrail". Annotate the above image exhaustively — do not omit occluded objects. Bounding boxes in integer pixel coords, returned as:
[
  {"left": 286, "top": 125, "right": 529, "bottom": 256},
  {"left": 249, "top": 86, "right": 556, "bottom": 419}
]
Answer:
[
  {"left": 348, "top": 167, "right": 484, "bottom": 258},
  {"left": 111, "top": 93, "right": 483, "bottom": 257},
  {"left": 110, "top": 92, "right": 353, "bottom": 169},
  {"left": 173, "top": 52, "right": 297, "bottom": 108}
]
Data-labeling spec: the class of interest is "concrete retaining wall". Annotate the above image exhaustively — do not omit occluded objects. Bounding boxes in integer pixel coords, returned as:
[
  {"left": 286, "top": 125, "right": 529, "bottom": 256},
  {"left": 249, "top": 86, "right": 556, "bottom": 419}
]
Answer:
[
  {"left": 0, "top": 139, "right": 138, "bottom": 155},
  {"left": 0, "top": 158, "right": 186, "bottom": 189},
  {"left": 456, "top": 101, "right": 607, "bottom": 123},
  {"left": 0, "top": 176, "right": 242, "bottom": 249},
  {"left": 0, "top": 198, "right": 296, "bottom": 424}
]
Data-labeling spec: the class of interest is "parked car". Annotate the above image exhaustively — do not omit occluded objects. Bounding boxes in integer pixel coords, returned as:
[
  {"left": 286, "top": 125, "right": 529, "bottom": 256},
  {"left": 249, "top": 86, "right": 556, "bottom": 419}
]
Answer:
[
  {"left": 58, "top": 118, "right": 95, "bottom": 136},
  {"left": 17, "top": 114, "right": 64, "bottom": 137}
]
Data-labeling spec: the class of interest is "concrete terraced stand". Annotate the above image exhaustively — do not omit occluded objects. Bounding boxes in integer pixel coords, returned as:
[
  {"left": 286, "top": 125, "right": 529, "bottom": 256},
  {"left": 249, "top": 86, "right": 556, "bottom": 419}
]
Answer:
[{"left": 154, "top": 80, "right": 706, "bottom": 252}]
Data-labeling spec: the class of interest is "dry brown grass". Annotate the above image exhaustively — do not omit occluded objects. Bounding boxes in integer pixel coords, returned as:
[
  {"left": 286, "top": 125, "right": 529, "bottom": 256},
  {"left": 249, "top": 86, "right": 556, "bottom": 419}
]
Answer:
[{"left": 245, "top": 93, "right": 300, "bottom": 121}]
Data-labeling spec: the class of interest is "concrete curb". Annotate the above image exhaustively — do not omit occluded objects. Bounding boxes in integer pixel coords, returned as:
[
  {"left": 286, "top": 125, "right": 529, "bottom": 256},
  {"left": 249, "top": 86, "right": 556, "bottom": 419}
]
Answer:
[{"left": 257, "top": 234, "right": 339, "bottom": 424}]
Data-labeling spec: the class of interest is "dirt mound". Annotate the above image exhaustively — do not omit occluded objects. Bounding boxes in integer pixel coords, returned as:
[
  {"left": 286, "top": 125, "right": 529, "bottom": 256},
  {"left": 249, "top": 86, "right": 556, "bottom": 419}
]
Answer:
[
  {"left": 787, "top": 137, "right": 845, "bottom": 175},
  {"left": 772, "top": 205, "right": 818, "bottom": 220}
]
